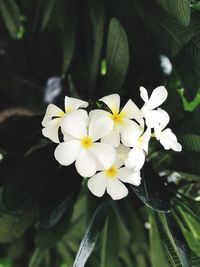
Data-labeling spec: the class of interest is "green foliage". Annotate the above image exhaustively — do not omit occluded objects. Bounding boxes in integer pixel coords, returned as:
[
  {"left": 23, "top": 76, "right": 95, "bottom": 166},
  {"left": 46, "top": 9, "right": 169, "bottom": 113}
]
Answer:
[{"left": 0, "top": 0, "right": 200, "bottom": 266}]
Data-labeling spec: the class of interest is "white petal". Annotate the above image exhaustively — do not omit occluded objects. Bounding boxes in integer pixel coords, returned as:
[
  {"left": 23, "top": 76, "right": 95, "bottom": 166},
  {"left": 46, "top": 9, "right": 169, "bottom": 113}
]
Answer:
[
  {"left": 101, "top": 127, "right": 120, "bottom": 147},
  {"left": 87, "top": 172, "right": 107, "bottom": 197},
  {"left": 125, "top": 147, "right": 145, "bottom": 171},
  {"left": 140, "top": 128, "right": 151, "bottom": 153},
  {"left": 60, "top": 110, "right": 88, "bottom": 139},
  {"left": 89, "top": 109, "right": 109, "bottom": 120},
  {"left": 89, "top": 114, "right": 114, "bottom": 141},
  {"left": 42, "top": 104, "right": 64, "bottom": 126},
  {"left": 54, "top": 140, "right": 81, "bottom": 166},
  {"left": 121, "top": 99, "right": 143, "bottom": 124},
  {"left": 120, "top": 119, "right": 143, "bottom": 147},
  {"left": 140, "top": 86, "right": 149, "bottom": 103},
  {"left": 116, "top": 144, "right": 131, "bottom": 166},
  {"left": 99, "top": 94, "right": 120, "bottom": 114},
  {"left": 106, "top": 179, "right": 128, "bottom": 200},
  {"left": 159, "top": 128, "right": 182, "bottom": 152},
  {"left": 146, "top": 86, "right": 168, "bottom": 110},
  {"left": 42, "top": 118, "right": 61, "bottom": 143},
  {"left": 75, "top": 149, "right": 97, "bottom": 177},
  {"left": 117, "top": 168, "right": 141, "bottom": 186},
  {"left": 142, "top": 110, "right": 160, "bottom": 129},
  {"left": 64, "top": 96, "right": 88, "bottom": 112},
  {"left": 156, "top": 108, "right": 170, "bottom": 130},
  {"left": 90, "top": 143, "right": 116, "bottom": 169}
]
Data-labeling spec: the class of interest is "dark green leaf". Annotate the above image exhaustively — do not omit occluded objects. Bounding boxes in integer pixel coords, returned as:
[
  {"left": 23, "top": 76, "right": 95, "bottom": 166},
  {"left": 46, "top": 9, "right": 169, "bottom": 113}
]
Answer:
[
  {"left": 41, "top": 0, "right": 56, "bottom": 31},
  {"left": 2, "top": 144, "right": 57, "bottom": 214},
  {"left": 99, "top": 210, "right": 120, "bottom": 267},
  {"left": 73, "top": 201, "right": 110, "bottom": 267},
  {"left": 173, "top": 200, "right": 200, "bottom": 257},
  {"left": 156, "top": 213, "right": 191, "bottom": 267},
  {"left": 28, "top": 248, "right": 46, "bottom": 267},
  {"left": 88, "top": 0, "right": 105, "bottom": 94},
  {"left": 156, "top": 0, "right": 190, "bottom": 26},
  {"left": 131, "top": 163, "right": 170, "bottom": 212},
  {"left": 0, "top": 0, "right": 21, "bottom": 38},
  {"left": 38, "top": 165, "right": 81, "bottom": 228},
  {"left": 105, "top": 18, "right": 129, "bottom": 94},
  {"left": 178, "top": 134, "right": 200, "bottom": 153}
]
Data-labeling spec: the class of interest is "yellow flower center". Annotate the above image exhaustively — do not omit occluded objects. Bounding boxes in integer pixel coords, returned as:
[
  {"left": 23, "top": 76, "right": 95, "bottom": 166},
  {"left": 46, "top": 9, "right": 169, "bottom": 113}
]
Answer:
[
  {"left": 81, "top": 136, "right": 93, "bottom": 149},
  {"left": 110, "top": 112, "right": 125, "bottom": 125},
  {"left": 57, "top": 111, "right": 65, "bottom": 117},
  {"left": 105, "top": 165, "right": 118, "bottom": 178},
  {"left": 65, "top": 106, "right": 73, "bottom": 114}
]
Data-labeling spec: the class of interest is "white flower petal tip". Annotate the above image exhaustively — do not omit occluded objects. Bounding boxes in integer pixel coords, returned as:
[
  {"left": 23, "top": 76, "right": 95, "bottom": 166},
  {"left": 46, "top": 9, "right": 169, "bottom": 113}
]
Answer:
[{"left": 99, "top": 94, "right": 120, "bottom": 113}]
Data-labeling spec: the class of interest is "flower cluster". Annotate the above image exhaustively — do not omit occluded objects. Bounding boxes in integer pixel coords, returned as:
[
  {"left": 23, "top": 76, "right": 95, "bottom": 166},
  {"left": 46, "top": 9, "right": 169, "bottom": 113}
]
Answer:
[{"left": 42, "top": 86, "right": 182, "bottom": 200}]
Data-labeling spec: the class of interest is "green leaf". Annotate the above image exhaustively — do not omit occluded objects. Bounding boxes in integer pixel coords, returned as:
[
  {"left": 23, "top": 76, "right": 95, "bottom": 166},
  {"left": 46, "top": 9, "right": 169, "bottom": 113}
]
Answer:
[
  {"left": 186, "top": 13, "right": 200, "bottom": 74},
  {"left": 38, "top": 165, "right": 81, "bottom": 228},
  {"left": 73, "top": 201, "right": 110, "bottom": 267},
  {"left": 155, "top": 0, "right": 190, "bottom": 26},
  {"left": 173, "top": 200, "right": 200, "bottom": 258},
  {"left": 99, "top": 210, "right": 120, "bottom": 267},
  {"left": 88, "top": 0, "right": 105, "bottom": 94},
  {"left": 149, "top": 210, "right": 168, "bottom": 267},
  {"left": 41, "top": 0, "right": 56, "bottom": 31},
  {"left": 28, "top": 248, "right": 46, "bottom": 267},
  {"left": 131, "top": 163, "right": 170, "bottom": 212},
  {"left": 0, "top": 0, "right": 22, "bottom": 38},
  {"left": 175, "top": 153, "right": 200, "bottom": 176},
  {"left": 137, "top": 0, "right": 194, "bottom": 56},
  {"left": 36, "top": 204, "right": 74, "bottom": 249},
  {"left": 156, "top": 213, "right": 191, "bottom": 267},
  {"left": 178, "top": 134, "right": 200, "bottom": 153},
  {"left": 2, "top": 144, "right": 57, "bottom": 214},
  {"left": 105, "top": 18, "right": 129, "bottom": 94},
  {"left": 0, "top": 211, "right": 34, "bottom": 243}
]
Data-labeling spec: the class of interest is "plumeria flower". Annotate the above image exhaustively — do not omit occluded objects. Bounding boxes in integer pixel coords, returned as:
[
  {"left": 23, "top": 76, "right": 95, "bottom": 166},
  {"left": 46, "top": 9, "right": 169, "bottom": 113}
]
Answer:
[
  {"left": 89, "top": 94, "right": 143, "bottom": 147},
  {"left": 54, "top": 110, "right": 116, "bottom": 177},
  {"left": 125, "top": 128, "right": 151, "bottom": 171},
  {"left": 87, "top": 149, "right": 141, "bottom": 200},
  {"left": 154, "top": 109, "right": 182, "bottom": 152},
  {"left": 42, "top": 96, "right": 88, "bottom": 143},
  {"left": 140, "top": 86, "right": 168, "bottom": 128}
]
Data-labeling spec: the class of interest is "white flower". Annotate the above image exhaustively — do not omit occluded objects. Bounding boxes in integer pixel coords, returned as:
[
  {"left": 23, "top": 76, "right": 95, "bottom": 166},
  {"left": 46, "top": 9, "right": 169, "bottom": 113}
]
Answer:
[
  {"left": 42, "top": 96, "right": 88, "bottom": 143},
  {"left": 154, "top": 109, "right": 182, "bottom": 152},
  {"left": 125, "top": 128, "right": 151, "bottom": 171},
  {"left": 54, "top": 110, "right": 116, "bottom": 177},
  {"left": 87, "top": 150, "right": 141, "bottom": 200},
  {"left": 89, "top": 94, "right": 143, "bottom": 147},
  {"left": 140, "top": 86, "right": 168, "bottom": 128}
]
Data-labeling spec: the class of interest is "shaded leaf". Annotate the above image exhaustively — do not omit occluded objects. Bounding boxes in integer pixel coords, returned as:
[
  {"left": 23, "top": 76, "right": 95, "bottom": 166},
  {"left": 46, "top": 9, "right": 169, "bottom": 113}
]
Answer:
[
  {"left": 38, "top": 165, "right": 81, "bottom": 228},
  {"left": 41, "top": 0, "right": 56, "bottom": 31},
  {"left": 0, "top": 0, "right": 21, "bottom": 38},
  {"left": 73, "top": 201, "right": 110, "bottom": 267},
  {"left": 2, "top": 144, "right": 57, "bottom": 214},
  {"left": 105, "top": 18, "right": 129, "bottom": 94},
  {"left": 179, "top": 134, "right": 200, "bottom": 153},
  {"left": 28, "top": 248, "right": 46, "bottom": 267},
  {"left": 131, "top": 163, "right": 170, "bottom": 212},
  {"left": 156, "top": 0, "right": 190, "bottom": 26}
]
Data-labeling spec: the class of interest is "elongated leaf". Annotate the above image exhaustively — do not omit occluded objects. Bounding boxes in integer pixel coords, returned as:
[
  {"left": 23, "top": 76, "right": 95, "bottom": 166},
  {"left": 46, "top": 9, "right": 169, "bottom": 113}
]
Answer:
[
  {"left": 73, "top": 201, "right": 110, "bottom": 267},
  {"left": 156, "top": 213, "right": 191, "bottom": 267},
  {"left": 186, "top": 13, "right": 200, "bottom": 74},
  {"left": 2, "top": 144, "right": 57, "bottom": 214},
  {"left": 173, "top": 200, "right": 200, "bottom": 257},
  {"left": 29, "top": 248, "right": 46, "bottom": 267},
  {"left": 175, "top": 153, "right": 200, "bottom": 176},
  {"left": 99, "top": 210, "right": 120, "bottom": 267},
  {"left": 38, "top": 165, "right": 81, "bottom": 228},
  {"left": 41, "top": 0, "right": 56, "bottom": 31},
  {"left": 137, "top": 0, "right": 194, "bottom": 56},
  {"left": 179, "top": 134, "right": 200, "bottom": 153},
  {"left": 105, "top": 18, "right": 129, "bottom": 94},
  {"left": 131, "top": 163, "right": 170, "bottom": 212},
  {"left": 0, "top": 0, "right": 21, "bottom": 38},
  {"left": 156, "top": 0, "right": 190, "bottom": 26},
  {"left": 88, "top": 0, "right": 105, "bottom": 94},
  {"left": 149, "top": 210, "right": 168, "bottom": 267}
]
